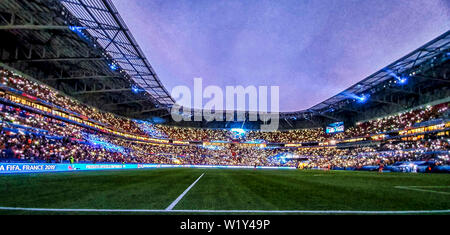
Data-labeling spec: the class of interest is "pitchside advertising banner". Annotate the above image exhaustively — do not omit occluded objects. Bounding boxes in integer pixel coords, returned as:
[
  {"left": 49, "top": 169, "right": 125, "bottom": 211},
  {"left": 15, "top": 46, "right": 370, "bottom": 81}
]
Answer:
[{"left": 0, "top": 163, "right": 295, "bottom": 174}]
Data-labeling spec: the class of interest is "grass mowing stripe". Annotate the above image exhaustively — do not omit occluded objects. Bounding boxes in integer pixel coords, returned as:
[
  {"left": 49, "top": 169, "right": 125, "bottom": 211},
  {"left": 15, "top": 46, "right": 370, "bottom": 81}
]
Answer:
[{"left": 165, "top": 173, "right": 205, "bottom": 211}]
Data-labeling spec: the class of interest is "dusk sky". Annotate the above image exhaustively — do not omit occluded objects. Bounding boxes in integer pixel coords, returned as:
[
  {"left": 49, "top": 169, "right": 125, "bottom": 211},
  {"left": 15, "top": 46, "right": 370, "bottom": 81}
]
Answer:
[{"left": 112, "top": 0, "right": 449, "bottom": 112}]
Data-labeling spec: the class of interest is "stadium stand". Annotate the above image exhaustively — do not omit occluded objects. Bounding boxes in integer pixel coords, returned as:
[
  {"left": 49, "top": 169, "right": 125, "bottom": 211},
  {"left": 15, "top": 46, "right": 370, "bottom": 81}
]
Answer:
[{"left": 0, "top": 66, "right": 448, "bottom": 172}]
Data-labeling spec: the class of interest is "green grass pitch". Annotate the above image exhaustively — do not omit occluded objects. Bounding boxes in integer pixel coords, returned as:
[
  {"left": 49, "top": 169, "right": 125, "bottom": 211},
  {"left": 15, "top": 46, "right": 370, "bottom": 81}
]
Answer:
[{"left": 0, "top": 168, "right": 449, "bottom": 215}]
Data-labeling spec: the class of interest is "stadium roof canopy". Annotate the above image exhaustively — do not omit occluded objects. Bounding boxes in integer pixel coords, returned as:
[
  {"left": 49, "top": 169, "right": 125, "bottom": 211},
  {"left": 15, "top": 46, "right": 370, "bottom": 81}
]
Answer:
[
  {"left": 59, "top": 0, "right": 174, "bottom": 105},
  {"left": 0, "top": 0, "right": 174, "bottom": 118},
  {"left": 306, "top": 30, "right": 450, "bottom": 113},
  {"left": 278, "top": 30, "right": 450, "bottom": 119}
]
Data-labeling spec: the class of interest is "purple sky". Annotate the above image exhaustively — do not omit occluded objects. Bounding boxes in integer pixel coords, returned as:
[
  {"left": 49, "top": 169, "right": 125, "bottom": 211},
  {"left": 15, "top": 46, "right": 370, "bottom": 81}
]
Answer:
[{"left": 112, "top": 0, "right": 449, "bottom": 112}]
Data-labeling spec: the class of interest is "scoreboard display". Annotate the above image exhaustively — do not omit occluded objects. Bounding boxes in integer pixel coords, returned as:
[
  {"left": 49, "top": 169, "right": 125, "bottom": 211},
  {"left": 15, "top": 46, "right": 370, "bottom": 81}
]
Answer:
[{"left": 326, "top": 122, "right": 344, "bottom": 134}]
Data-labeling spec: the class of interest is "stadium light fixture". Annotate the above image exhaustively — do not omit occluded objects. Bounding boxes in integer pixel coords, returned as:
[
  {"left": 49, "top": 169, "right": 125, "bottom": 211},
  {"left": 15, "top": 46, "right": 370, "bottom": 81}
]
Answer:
[
  {"left": 132, "top": 85, "right": 141, "bottom": 94},
  {"left": 356, "top": 94, "right": 369, "bottom": 103},
  {"left": 109, "top": 63, "right": 118, "bottom": 71},
  {"left": 68, "top": 26, "right": 90, "bottom": 42},
  {"left": 385, "top": 69, "right": 408, "bottom": 85},
  {"left": 342, "top": 92, "right": 369, "bottom": 103},
  {"left": 398, "top": 76, "right": 408, "bottom": 85},
  {"left": 326, "top": 107, "right": 335, "bottom": 113},
  {"left": 68, "top": 26, "right": 85, "bottom": 32}
]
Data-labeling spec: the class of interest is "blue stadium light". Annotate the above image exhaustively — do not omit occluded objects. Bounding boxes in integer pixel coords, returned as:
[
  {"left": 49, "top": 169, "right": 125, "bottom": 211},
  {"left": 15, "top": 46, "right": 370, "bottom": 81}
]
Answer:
[
  {"left": 357, "top": 94, "right": 369, "bottom": 103},
  {"left": 68, "top": 26, "right": 91, "bottom": 42},
  {"left": 343, "top": 92, "right": 369, "bottom": 103},
  {"left": 132, "top": 86, "right": 140, "bottom": 94},
  {"left": 398, "top": 76, "right": 408, "bottom": 84},
  {"left": 68, "top": 26, "right": 85, "bottom": 32},
  {"left": 109, "top": 63, "right": 118, "bottom": 71},
  {"left": 385, "top": 69, "right": 408, "bottom": 85}
]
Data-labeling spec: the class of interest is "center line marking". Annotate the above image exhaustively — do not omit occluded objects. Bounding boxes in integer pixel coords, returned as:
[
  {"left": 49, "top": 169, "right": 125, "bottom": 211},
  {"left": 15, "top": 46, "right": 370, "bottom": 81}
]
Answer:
[{"left": 165, "top": 173, "right": 205, "bottom": 211}]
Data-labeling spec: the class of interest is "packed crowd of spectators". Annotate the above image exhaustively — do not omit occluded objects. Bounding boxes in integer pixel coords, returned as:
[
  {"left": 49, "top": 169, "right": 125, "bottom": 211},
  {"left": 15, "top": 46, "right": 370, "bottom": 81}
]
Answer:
[
  {"left": 0, "top": 67, "right": 449, "bottom": 170},
  {"left": 343, "top": 103, "right": 449, "bottom": 138},
  {"left": 1, "top": 69, "right": 147, "bottom": 136},
  {"left": 1, "top": 122, "right": 448, "bottom": 168},
  {"left": 144, "top": 103, "right": 448, "bottom": 143},
  {"left": 297, "top": 139, "right": 449, "bottom": 169},
  {"left": 1, "top": 101, "right": 448, "bottom": 168},
  {"left": 2, "top": 68, "right": 449, "bottom": 145},
  {"left": 0, "top": 104, "right": 84, "bottom": 139}
]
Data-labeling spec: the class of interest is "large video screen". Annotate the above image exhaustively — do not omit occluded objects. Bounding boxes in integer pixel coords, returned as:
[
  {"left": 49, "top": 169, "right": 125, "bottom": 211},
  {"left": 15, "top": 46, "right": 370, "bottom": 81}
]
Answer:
[{"left": 326, "top": 122, "right": 345, "bottom": 134}]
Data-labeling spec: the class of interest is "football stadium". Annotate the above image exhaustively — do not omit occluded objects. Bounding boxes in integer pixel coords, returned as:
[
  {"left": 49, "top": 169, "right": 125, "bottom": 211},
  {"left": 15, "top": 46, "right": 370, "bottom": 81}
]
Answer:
[{"left": 0, "top": 0, "right": 449, "bottom": 219}]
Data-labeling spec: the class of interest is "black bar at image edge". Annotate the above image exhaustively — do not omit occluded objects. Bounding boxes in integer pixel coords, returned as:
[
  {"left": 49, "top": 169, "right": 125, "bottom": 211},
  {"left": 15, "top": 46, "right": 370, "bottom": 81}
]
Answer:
[{"left": 0, "top": 215, "right": 448, "bottom": 233}]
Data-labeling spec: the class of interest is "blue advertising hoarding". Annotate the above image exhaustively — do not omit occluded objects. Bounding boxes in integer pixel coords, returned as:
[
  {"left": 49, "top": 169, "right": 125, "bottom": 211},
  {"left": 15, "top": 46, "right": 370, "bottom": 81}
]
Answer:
[{"left": 0, "top": 163, "right": 295, "bottom": 174}]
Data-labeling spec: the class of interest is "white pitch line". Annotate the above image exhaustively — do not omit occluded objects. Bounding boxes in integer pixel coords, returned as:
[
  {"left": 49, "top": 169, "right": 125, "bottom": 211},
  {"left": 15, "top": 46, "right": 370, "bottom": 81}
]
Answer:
[
  {"left": 407, "top": 186, "right": 450, "bottom": 188},
  {"left": 0, "top": 207, "right": 449, "bottom": 214},
  {"left": 165, "top": 173, "right": 205, "bottom": 211},
  {"left": 395, "top": 186, "right": 450, "bottom": 195}
]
